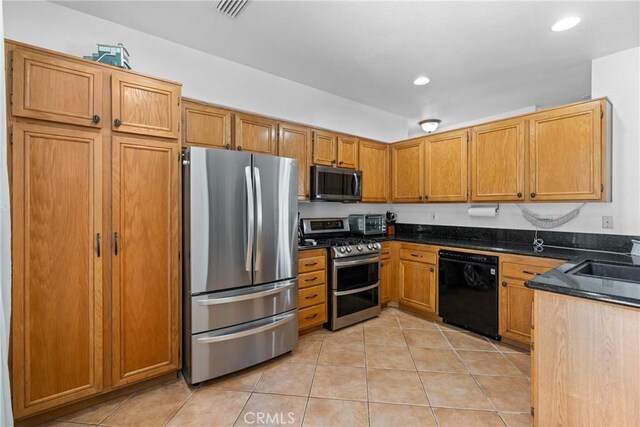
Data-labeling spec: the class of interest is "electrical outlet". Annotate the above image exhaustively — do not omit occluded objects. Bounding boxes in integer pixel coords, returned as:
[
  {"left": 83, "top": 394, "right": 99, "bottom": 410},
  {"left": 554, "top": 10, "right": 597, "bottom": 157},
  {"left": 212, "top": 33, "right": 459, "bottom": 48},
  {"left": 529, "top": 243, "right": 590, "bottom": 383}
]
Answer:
[{"left": 602, "top": 216, "right": 614, "bottom": 229}]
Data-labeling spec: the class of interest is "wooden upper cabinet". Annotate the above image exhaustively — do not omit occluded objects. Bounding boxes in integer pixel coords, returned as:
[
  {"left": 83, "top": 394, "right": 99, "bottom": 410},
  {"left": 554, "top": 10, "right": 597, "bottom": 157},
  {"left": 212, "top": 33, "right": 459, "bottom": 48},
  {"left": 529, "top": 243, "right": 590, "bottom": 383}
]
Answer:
[
  {"left": 312, "top": 130, "right": 337, "bottom": 166},
  {"left": 391, "top": 139, "right": 424, "bottom": 203},
  {"left": 423, "top": 129, "right": 469, "bottom": 202},
  {"left": 234, "top": 112, "right": 277, "bottom": 155},
  {"left": 11, "top": 122, "right": 103, "bottom": 417},
  {"left": 278, "top": 122, "right": 312, "bottom": 200},
  {"left": 11, "top": 48, "right": 103, "bottom": 128},
  {"left": 183, "top": 100, "right": 232, "bottom": 149},
  {"left": 528, "top": 100, "right": 604, "bottom": 201},
  {"left": 111, "top": 136, "right": 180, "bottom": 387},
  {"left": 111, "top": 72, "right": 181, "bottom": 139},
  {"left": 470, "top": 119, "right": 526, "bottom": 202},
  {"left": 359, "top": 140, "right": 389, "bottom": 202},
  {"left": 337, "top": 135, "right": 358, "bottom": 169}
]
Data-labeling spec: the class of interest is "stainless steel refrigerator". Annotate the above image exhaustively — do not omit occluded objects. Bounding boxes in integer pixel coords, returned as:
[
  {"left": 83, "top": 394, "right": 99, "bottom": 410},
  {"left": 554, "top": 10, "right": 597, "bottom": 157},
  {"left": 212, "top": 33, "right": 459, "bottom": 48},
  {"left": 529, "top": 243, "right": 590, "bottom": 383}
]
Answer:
[{"left": 182, "top": 147, "right": 298, "bottom": 384}]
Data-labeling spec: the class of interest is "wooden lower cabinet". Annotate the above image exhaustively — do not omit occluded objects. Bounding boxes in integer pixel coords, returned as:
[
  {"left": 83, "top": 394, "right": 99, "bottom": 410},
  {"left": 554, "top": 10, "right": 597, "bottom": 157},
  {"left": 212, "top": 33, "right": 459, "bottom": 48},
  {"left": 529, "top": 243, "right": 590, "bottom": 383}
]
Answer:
[
  {"left": 532, "top": 291, "right": 640, "bottom": 426},
  {"left": 111, "top": 136, "right": 181, "bottom": 387},
  {"left": 380, "top": 258, "right": 392, "bottom": 304},
  {"left": 11, "top": 122, "right": 104, "bottom": 418},
  {"left": 398, "top": 244, "right": 437, "bottom": 315},
  {"left": 499, "top": 255, "right": 562, "bottom": 344},
  {"left": 298, "top": 249, "right": 328, "bottom": 331}
]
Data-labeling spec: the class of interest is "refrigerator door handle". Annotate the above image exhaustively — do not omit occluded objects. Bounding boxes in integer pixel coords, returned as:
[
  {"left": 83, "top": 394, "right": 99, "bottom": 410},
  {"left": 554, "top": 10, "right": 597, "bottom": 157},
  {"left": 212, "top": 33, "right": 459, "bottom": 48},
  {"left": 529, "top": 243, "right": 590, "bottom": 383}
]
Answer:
[
  {"left": 254, "top": 166, "right": 263, "bottom": 271},
  {"left": 195, "top": 281, "right": 296, "bottom": 305},
  {"left": 244, "top": 166, "right": 254, "bottom": 272},
  {"left": 196, "top": 312, "right": 296, "bottom": 344}
]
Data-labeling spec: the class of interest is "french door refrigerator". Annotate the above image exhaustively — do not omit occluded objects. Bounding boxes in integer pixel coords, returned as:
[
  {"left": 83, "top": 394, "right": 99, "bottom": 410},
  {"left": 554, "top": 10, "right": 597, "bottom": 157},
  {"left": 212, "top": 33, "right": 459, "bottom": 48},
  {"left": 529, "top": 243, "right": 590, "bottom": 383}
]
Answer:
[{"left": 182, "top": 147, "right": 298, "bottom": 384}]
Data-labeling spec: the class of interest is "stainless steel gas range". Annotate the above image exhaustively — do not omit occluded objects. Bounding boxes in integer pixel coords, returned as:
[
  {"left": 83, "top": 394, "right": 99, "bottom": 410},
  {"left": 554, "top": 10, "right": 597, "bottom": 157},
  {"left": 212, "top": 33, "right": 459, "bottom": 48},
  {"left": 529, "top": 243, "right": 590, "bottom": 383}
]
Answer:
[{"left": 300, "top": 218, "right": 382, "bottom": 330}]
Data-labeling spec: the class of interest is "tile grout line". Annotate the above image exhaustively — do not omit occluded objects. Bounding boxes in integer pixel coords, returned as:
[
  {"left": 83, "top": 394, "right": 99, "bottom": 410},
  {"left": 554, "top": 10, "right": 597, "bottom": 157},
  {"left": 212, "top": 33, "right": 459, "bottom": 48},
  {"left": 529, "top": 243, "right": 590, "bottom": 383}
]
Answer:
[{"left": 438, "top": 328, "right": 502, "bottom": 415}]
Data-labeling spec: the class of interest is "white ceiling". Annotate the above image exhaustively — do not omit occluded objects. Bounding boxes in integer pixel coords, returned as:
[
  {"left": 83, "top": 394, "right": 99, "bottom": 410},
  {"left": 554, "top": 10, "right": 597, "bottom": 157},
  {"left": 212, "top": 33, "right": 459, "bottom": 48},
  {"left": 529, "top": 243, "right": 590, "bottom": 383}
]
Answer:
[{"left": 54, "top": 0, "right": 639, "bottom": 136}]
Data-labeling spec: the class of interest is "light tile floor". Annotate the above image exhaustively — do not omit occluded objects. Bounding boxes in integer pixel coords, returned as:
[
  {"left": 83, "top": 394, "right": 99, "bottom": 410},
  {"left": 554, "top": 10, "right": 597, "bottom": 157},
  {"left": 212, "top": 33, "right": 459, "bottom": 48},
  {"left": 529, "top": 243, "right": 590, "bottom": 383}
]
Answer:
[{"left": 45, "top": 307, "right": 532, "bottom": 427}]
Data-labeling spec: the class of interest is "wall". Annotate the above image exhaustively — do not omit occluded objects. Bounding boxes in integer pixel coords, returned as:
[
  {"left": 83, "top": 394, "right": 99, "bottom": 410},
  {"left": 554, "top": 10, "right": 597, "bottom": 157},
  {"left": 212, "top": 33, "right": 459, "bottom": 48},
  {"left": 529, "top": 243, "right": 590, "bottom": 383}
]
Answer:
[
  {"left": 302, "top": 47, "right": 640, "bottom": 236},
  {"left": 2, "top": 1, "right": 408, "bottom": 142}
]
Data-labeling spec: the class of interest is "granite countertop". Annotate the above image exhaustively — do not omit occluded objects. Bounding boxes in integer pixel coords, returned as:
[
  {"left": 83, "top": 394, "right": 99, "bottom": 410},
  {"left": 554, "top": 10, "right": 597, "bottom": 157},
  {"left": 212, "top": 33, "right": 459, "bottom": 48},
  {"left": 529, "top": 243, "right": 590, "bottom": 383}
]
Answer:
[
  {"left": 525, "top": 252, "right": 640, "bottom": 309},
  {"left": 298, "top": 232, "right": 640, "bottom": 308},
  {"left": 300, "top": 233, "right": 585, "bottom": 259}
]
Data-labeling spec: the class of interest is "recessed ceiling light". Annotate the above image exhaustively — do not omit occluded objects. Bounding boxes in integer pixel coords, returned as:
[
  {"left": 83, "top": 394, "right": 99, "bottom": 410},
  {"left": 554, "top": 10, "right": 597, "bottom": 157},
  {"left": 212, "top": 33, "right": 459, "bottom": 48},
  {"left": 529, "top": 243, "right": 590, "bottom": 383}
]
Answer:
[
  {"left": 413, "top": 76, "right": 430, "bottom": 86},
  {"left": 552, "top": 17, "right": 581, "bottom": 32},
  {"left": 419, "top": 119, "right": 441, "bottom": 133}
]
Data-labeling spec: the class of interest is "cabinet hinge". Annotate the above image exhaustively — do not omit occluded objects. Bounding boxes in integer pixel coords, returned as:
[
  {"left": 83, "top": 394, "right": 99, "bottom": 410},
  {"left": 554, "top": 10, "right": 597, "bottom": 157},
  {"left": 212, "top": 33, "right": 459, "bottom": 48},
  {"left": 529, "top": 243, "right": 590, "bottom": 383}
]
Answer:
[
  {"left": 178, "top": 97, "right": 180, "bottom": 106},
  {"left": 178, "top": 122, "right": 180, "bottom": 132},
  {"left": 9, "top": 132, "right": 13, "bottom": 145},
  {"left": 467, "top": 133, "right": 469, "bottom": 143},
  {"left": 600, "top": 109, "right": 604, "bottom": 119},
  {"left": 601, "top": 183, "right": 604, "bottom": 193},
  {"left": 10, "top": 58, "right": 13, "bottom": 72},
  {"left": 9, "top": 92, "right": 12, "bottom": 106},
  {"left": 531, "top": 407, "right": 534, "bottom": 417}
]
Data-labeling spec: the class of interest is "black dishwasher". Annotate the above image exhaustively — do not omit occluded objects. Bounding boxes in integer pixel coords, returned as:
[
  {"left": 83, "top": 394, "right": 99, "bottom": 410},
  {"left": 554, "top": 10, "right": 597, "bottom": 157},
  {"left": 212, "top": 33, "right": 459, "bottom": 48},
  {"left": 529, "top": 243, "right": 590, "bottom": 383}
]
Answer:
[{"left": 438, "top": 250, "right": 499, "bottom": 340}]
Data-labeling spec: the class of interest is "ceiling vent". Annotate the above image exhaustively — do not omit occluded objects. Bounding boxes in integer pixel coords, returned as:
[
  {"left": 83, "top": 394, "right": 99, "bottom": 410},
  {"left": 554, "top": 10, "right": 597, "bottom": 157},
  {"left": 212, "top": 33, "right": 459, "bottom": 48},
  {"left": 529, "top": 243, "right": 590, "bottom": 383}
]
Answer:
[{"left": 216, "top": 0, "right": 248, "bottom": 18}]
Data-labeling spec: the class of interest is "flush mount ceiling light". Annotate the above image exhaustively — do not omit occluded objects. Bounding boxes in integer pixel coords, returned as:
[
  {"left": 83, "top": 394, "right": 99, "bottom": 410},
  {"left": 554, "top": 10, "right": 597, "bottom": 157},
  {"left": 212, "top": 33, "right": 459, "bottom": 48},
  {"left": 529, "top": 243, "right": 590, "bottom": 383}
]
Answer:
[
  {"left": 216, "top": 0, "right": 248, "bottom": 18},
  {"left": 413, "top": 76, "right": 431, "bottom": 86},
  {"left": 419, "top": 119, "right": 441, "bottom": 133},
  {"left": 552, "top": 16, "right": 581, "bottom": 32}
]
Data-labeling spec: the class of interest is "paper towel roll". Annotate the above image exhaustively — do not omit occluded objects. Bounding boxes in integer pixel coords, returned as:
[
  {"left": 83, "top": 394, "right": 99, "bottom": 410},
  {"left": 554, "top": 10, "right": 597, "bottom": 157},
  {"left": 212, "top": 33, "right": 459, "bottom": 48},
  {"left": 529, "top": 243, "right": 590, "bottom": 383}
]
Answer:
[{"left": 468, "top": 206, "right": 498, "bottom": 217}]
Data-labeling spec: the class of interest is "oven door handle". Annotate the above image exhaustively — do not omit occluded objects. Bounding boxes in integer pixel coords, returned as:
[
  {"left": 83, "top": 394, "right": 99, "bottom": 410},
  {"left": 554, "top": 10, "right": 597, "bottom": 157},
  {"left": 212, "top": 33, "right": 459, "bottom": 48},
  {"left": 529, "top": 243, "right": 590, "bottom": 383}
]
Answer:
[
  {"left": 333, "top": 255, "right": 380, "bottom": 267},
  {"left": 334, "top": 282, "right": 379, "bottom": 297}
]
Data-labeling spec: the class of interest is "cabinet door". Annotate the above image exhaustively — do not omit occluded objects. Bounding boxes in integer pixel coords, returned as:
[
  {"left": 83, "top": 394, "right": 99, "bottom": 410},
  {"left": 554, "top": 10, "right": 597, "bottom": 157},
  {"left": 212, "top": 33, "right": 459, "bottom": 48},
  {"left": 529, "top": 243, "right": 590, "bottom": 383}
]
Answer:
[
  {"left": 528, "top": 101, "right": 603, "bottom": 201},
  {"left": 391, "top": 139, "right": 424, "bottom": 202},
  {"left": 279, "top": 123, "right": 312, "bottom": 200},
  {"left": 424, "top": 129, "right": 468, "bottom": 202},
  {"left": 111, "top": 73, "right": 180, "bottom": 138},
  {"left": 12, "top": 48, "right": 103, "bottom": 128},
  {"left": 359, "top": 140, "right": 389, "bottom": 202},
  {"left": 312, "top": 130, "right": 337, "bottom": 166},
  {"left": 234, "top": 112, "right": 277, "bottom": 155},
  {"left": 471, "top": 119, "right": 525, "bottom": 202},
  {"left": 337, "top": 135, "right": 358, "bottom": 169},
  {"left": 380, "top": 258, "right": 392, "bottom": 304},
  {"left": 111, "top": 136, "right": 180, "bottom": 387},
  {"left": 499, "top": 279, "right": 534, "bottom": 343},
  {"left": 398, "top": 259, "right": 437, "bottom": 314},
  {"left": 11, "top": 123, "right": 103, "bottom": 417},
  {"left": 183, "top": 100, "right": 232, "bottom": 149}
]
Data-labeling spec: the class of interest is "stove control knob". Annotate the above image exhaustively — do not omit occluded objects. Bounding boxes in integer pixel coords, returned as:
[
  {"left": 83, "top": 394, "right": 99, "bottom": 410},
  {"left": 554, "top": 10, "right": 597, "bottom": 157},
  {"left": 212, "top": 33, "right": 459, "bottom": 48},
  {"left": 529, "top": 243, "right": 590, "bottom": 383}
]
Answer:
[
  {"left": 339, "top": 247, "right": 346, "bottom": 254},
  {"left": 346, "top": 246, "right": 352, "bottom": 253},
  {"left": 373, "top": 243, "right": 380, "bottom": 249},
  {"left": 356, "top": 245, "right": 363, "bottom": 251},
  {"left": 367, "top": 244, "right": 373, "bottom": 250}
]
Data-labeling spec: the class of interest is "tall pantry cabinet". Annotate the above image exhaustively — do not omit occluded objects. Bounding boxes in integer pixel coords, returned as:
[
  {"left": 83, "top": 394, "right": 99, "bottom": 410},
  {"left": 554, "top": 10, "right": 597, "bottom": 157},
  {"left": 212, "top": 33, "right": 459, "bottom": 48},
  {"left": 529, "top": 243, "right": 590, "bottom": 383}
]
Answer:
[{"left": 6, "top": 41, "right": 182, "bottom": 419}]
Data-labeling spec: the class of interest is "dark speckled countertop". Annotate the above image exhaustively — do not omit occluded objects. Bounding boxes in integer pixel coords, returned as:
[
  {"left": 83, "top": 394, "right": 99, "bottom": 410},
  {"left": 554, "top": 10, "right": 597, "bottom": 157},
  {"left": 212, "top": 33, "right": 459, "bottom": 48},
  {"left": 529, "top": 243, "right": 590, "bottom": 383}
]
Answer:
[
  {"left": 525, "top": 252, "right": 640, "bottom": 309},
  {"left": 298, "top": 230, "right": 640, "bottom": 309}
]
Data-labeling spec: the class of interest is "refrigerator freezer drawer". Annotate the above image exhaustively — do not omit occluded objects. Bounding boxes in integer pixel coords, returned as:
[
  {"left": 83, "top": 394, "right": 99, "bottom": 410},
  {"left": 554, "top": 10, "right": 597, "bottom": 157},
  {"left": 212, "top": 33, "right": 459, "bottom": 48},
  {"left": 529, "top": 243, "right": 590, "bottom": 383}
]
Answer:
[
  {"left": 190, "top": 279, "right": 298, "bottom": 334},
  {"left": 187, "top": 311, "right": 298, "bottom": 384}
]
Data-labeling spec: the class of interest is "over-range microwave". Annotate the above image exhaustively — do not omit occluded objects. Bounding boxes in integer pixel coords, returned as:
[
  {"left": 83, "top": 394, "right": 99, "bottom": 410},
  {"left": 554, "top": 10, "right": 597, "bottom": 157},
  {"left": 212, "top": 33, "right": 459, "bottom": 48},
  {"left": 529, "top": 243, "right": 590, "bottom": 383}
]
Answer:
[{"left": 310, "top": 165, "right": 362, "bottom": 202}]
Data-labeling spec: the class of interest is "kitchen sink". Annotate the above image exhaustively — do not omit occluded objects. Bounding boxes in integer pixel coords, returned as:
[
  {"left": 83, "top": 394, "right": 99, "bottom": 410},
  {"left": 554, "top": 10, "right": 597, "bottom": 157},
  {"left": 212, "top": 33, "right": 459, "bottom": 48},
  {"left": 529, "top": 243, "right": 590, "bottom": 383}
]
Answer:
[{"left": 568, "top": 261, "right": 640, "bottom": 283}]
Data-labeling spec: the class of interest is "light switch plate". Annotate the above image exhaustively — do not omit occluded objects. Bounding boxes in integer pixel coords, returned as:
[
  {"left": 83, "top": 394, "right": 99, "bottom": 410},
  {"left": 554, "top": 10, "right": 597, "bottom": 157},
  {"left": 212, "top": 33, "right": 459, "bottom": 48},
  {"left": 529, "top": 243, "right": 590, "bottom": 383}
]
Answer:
[{"left": 602, "top": 216, "right": 614, "bottom": 229}]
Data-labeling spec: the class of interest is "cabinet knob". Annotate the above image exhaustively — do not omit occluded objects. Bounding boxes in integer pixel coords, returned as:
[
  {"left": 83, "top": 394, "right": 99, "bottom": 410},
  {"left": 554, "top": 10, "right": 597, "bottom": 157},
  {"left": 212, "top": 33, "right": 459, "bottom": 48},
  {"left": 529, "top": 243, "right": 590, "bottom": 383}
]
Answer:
[
  {"left": 237, "top": 146, "right": 243, "bottom": 151},
  {"left": 530, "top": 192, "right": 536, "bottom": 198},
  {"left": 113, "top": 119, "right": 122, "bottom": 127},
  {"left": 502, "top": 281, "right": 507, "bottom": 287},
  {"left": 92, "top": 115, "right": 101, "bottom": 124},
  {"left": 418, "top": 195, "right": 423, "bottom": 200},
  {"left": 331, "top": 159, "right": 337, "bottom": 164},
  {"left": 225, "top": 144, "right": 231, "bottom": 150},
  {"left": 305, "top": 193, "right": 310, "bottom": 198},
  {"left": 339, "top": 160, "right": 344, "bottom": 165},
  {"left": 517, "top": 192, "right": 523, "bottom": 198},
  {"left": 424, "top": 195, "right": 429, "bottom": 200},
  {"left": 430, "top": 267, "right": 435, "bottom": 272}
]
